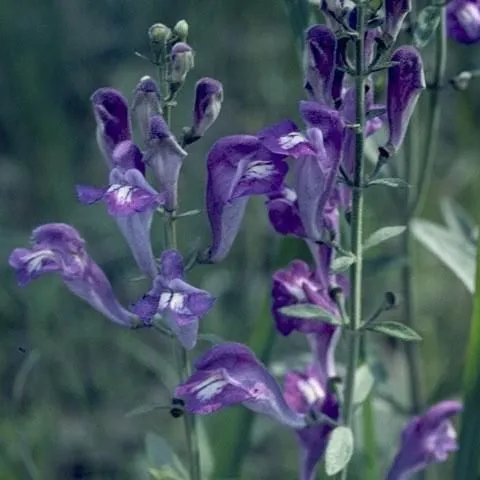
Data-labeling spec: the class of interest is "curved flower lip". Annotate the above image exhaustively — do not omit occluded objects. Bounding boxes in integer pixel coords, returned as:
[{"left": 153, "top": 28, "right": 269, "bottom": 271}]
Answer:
[
  {"left": 131, "top": 249, "right": 215, "bottom": 349},
  {"left": 304, "top": 25, "right": 337, "bottom": 105},
  {"left": 9, "top": 223, "right": 133, "bottom": 327},
  {"left": 91, "top": 87, "right": 131, "bottom": 165},
  {"left": 191, "top": 77, "right": 224, "bottom": 139},
  {"left": 387, "top": 400, "right": 462, "bottom": 480},
  {"left": 175, "top": 342, "right": 307, "bottom": 428},
  {"left": 267, "top": 186, "right": 306, "bottom": 238},
  {"left": 384, "top": 0, "right": 412, "bottom": 43},
  {"left": 380, "top": 46, "right": 425, "bottom": 158},
  {"left": 447, "top": 0, "right": 480, "bottom": 44}
]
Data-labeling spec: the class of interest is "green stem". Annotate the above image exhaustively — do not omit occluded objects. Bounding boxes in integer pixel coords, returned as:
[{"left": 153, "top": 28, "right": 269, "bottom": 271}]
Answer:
[
  {"left": 156, "top": 61, "right": 201, "bottom": 480},
  {"left": 339, "top": 3, "right": 367, "bottom": 479},
  {"left": 408, "top": 6, "right": 447, "bottom": 218}
]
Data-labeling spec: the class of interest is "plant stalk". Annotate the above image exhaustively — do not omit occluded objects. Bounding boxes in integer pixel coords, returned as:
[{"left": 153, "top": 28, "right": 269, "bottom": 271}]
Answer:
[{"left": 339, "top": 2, "right": 367, "bottom": 479}]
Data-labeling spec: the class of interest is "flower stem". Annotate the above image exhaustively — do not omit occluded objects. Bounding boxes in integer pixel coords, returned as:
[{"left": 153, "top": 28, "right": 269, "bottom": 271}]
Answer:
[
  {"left": 156, "top": 63, "right": 201, "bottom": 480},
  {"left": 339, "top": 2, "right": 367, "bottom": 479}
]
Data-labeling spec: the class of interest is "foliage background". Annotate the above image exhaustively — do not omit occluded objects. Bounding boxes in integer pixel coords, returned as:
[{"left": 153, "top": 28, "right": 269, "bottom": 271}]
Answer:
[{"left": 0, "top": 0, "right": 479, "bottom": 478}]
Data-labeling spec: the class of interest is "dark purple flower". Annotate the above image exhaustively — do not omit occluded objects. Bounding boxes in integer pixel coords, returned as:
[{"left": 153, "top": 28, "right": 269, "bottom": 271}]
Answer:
[
  {"left": 380, "top": 46, "right": 425, "bottom": 158},
  {"left": 267, "top": 186, "right": 306, "bottom": 238},
  {"left": 130, "top": 76, "right": 162, "bottom": 144},
  {"left": 272, "top": 258, "right": 340, "bottom": 336},
  {"left": 297, "top": 102, "right": 345, "bottom": 241},
  {"left": 175, "top": 342, "right": 307, "bottom": 428},
  {"left": 132, "top": 249, "right": 215, "bottom": 349},
  {"left": 9, "top": 224, "right": 133, "bottom": 327},
  {"left": 77, "top": 168, "right": 165, "bottom": 279},
  {"left": 143, "top": 115, "right": 187, "bottom": 211},
  {"left": 303, "top": 25, "right": 337, "bottom": 105},
  {"left": 386, "top": 400, "right": 462, "bottom": 480},
  {"left": 204, "top": 134, "right": 289, "bottom": 263},
  {"left": 447, "top": 0, "right": 480, "bottom": 44},
  {"left": 284, "top": 328, "right": 340, "bottom": 480},
  {"left": 91, "top": 88, "right": 131, "bottom": 166},
  {"left": 170, "top": 42, "right": 195, "bottom": 84},
  {"left": 191, "top": 78, "right": 223, "bottom": 138},
  {"left": 384, "top": 0, "right": 412, "bottom": 42}
]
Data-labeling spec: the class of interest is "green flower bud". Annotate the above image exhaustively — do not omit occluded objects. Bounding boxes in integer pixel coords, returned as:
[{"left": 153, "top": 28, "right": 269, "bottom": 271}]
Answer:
[
  {"left": 148, "top": 23, "right": 172, "bottom": 59},
  {"left": 173, "top": 19, "right": 189, "bottom": 42}
]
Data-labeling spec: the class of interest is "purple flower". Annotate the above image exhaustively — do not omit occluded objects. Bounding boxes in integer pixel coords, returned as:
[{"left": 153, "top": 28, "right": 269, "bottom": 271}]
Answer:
[
  {"left": 205, "top": 122, "right": 313, "bottom": 263},
  {"left": 131, "top": 249, "right": 215, "bottom": 349},
  {"left": 130, "top": 76, "right": 162, "bottom": 144},
  {"left": 9, "top": 224, "right": 133, "bottom": 327},
  {"left": 111, "top": 140, "right": 146, "bottom": 175},
  {"left": 91, "top": 88, "right": 131, "bottom": 166},
  {"left": 284, "top": 328, "right": 340, "bottom": 480},
  {"left": 175, "top": 342, "right": 307, "bottom": 428},
  {"left": 143, "top": 115, "right": 187, "bottom": 211},
  {"left": 272, "top": 257, "right": 340, "bottom": 336},
  {"left": 380, "top": 46, "right": 425, "bottom": 159},
  {"left": 384, "top": 0, "right": 412, "bottom": 43},
  {"left": 191, "top": 77, "right": 223, "bottom": 139},
  {"left": 303, "top": 25, "right": 337, "bottom": 105},
  {"left": 267, "top": 186, "right": 306, "bottom": 238},
  {"left": 170, "top": 42, "right": 195, "bottom": 84},
  {"left": 387, "top": 400, "right": 462, "bottom": 480},
  {"left": 297, "top": 101, "right": 345, "bottom": 241},
  {"left": 447, "top": 0, "right": 480, "bottom": 44},
  {"left": 77, "top": 167, "right": 165, "bottom": 279}
]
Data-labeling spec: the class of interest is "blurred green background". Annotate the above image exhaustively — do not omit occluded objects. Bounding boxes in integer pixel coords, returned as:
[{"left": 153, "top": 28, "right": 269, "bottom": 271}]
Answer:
[{"left": 1, "top": 0, "right": 479, "bottom": 479}]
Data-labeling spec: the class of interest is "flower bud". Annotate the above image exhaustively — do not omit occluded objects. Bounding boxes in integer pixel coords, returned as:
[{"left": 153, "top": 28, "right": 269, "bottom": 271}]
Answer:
[
  {"left": 170, "top": 42, "right": 194, "bottom": 84},
  {"left": 451, "top": 70, "right": 473, "bottom": 91},
  {"left": 148, "top": 23, "right": 172, "bottom": 59},
  {"left": 173, "top": 19, "right": 189, "bottom": 41}
]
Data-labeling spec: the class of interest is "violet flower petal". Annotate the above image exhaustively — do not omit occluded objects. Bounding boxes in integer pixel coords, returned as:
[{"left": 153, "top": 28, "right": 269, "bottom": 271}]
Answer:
[
  {"left": 384, "top": 0, "right": 412, "bottom": 43},
  {"left": 447, "top": 0, "right": 480, "bottom": 44},
  {"left": 112, "top": 140, "right": 145, "bottom": 174},
  {"left": 267, "top": 186, "right": 306, "bottom": 238},
  {"left": 192, "top": 77, "right": 224, "bottom": 138}
]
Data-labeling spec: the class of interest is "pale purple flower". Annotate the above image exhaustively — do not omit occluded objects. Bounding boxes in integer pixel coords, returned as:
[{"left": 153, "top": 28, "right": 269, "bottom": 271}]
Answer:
[
  {"left": 91, "top": 88, "right": 131, "bottom": 166},
  {"left": 384, "top": 0, "right": 412, "bottom": 43},
  {"left": 272, "top": 256, "right": 341, "bottom": 336},
  {"left": 204, "top": 121, "right": 314, "bottom": 263},
  {"left": 386, "top": 400, "right": 462, "bottom": 480},
  {"left": 304, "top": 25, "right": 337, "bottom": 105},
  {"left": 284, "top": 328, "right": 341, "bottom": 480},
  {"left": 76, "top": 167, "right": 165, "bottom": 279},
  {"left": 175, "top": 342, "right": 307, "bottom": 428},
  {"left": 447, "top": 0, "right": 480, "bottom": 44},
  {"left": 131, "top": 249, "right": 215, "bottom": 349},
  {"left": 111, "top": 140, "right": 146, "bottom": 175},
  {"left": 191, "top": 77, "right": 223, "bottom": 139},
  {"left": 9, "top": 223, "right": 133, "bottom": 327},
  {"left": 380, "top": 46, "right": 425, "bottom": 159},
  {"left": 170, "top": 42, "right": 194, "bottom": 84},
  {"left": 143, "top": 114, "right": 187, "bottom": 211},
  {"left": 130, "top": 76, "right": 162, "bottom": 144}
]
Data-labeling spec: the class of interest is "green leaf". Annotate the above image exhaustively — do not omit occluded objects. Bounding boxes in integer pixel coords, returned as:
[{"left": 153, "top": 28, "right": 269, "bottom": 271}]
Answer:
[
  {"left": 412, "top": 218, "right": 475, "bottom": 293},
  {"left": 414, "top": 5, "right": 441, "bottom": 48},
  {"left": 197, "top": 418, "right": 215, "bottom": 478},
  {"left": 148, "top": 467, "right": 183, "bottom": 480},
  {"left": 367, "top": 178, "right": 410, "bottom": 189},
  {"left": 125, "top": 403, "right": 168, "bottom": 418},
  {"left": 440, "top": 198, "right": 477, "bottom": 245},
  {"left": 455, "top": 235, "right": 480, "bottom": 479},
  {"left": 175, "top": 209, "right": 202, "bottom": 219},
  {"left": 145, "top": 433, "right": 188, "bottom": 480},
  {"left": 325, "top": 426, "right": 354, "bottom": 476},
  {"left": 353, "top": 364, "right": 375, "bottom": 405},
  {"left": 278, "top": 304, "right": 341, "bottom": 325},
  {"left": 365, "top": 321, "right": 422, "bottom": 342},
  {"left": 332, "top": 255, "right": 356, "bottom": 272},
  {"left": 363, "top": 226, "right": 406, "bottom": 252},
  {"left": 197, "top": 333, "right": 225, "bottom": 345}
]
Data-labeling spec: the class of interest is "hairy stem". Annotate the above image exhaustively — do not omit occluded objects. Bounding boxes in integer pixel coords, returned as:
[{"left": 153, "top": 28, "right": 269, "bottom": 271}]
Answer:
[{"left": 339, "top": 2, "right": 366, "bottom": 479}]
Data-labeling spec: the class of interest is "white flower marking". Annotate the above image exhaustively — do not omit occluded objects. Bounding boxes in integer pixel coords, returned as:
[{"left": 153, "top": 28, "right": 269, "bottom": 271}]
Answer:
[
  {"left": 246, "top": 161, "right": 275, "bottom": 179},
  {"left": 278, "top": 132, "right": 306, "bottom": 150},
  {"left": 26, "top": 249, "right": 56, "bottom": 274},
  {"left": 108, "top": 184, "right": 134, "bottom": 205},
  {"left": 158, "top": 292, "right": 186, "bottom": 313},
  {"left": 193, "top": 374, "right": 228, "bottom": 401},
  {"left": 298, "top": 377, "right": 325, "bottom": 405}
]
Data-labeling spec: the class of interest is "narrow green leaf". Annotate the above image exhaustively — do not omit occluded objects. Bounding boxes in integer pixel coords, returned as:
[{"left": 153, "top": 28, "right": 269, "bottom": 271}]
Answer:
[
  {"left": 125, "top": 403, "right": 168, "bottom": 418},
  {"left": 145, "top": 433, "right": 188, "bottom": 480},
  {"left": 455, "top": 235, "right": 480, "bottom": 479},
  {"left": 353, "top": 364, "right": 375, "bottom": 405},
  {"left": 175, "top": 209, "right": 202, "bottom": 219},
  {"left": 332, "top": 255, "right": 356, "bottom": 272},
  {"left": 278, "top": 304, "right": 341, "bottom": 325},
  {"left": 363, "top": 226, "right": 406, "bottom": 252},
  {"left": 365, "top": 321, "right": 422, "bottom": 342},
  {"left": 414, "top": 5, "right": 441, "bottom": 48},
  {"left": 412, "top": 218, "right": 475, "bottom": 292},
  {"left": 148, "top": 467, "right": 183, "bottom": 480},
  {"left": 198, "top": 332, "right": 225, "bottom": 345},
  {"left": 440, "top": 198, "right": 477, "bottom": 245},
  {"left": 367, "top": 178, "right": 410, "bottom": 189},
  {"left": 325, "top": 426, "right": 354, "bottom": 476}
]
